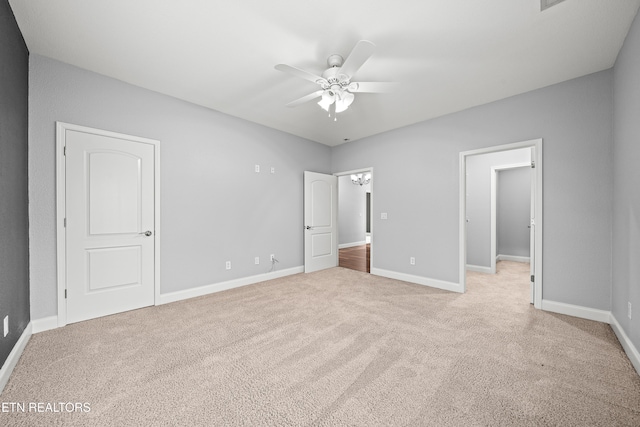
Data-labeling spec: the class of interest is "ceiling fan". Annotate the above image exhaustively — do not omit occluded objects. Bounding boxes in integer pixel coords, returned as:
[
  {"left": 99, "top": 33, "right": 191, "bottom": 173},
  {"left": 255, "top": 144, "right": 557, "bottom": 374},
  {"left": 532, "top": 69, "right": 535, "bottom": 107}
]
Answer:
[{"left": 275, "top": 40, "right": 397, "bottom": 118}]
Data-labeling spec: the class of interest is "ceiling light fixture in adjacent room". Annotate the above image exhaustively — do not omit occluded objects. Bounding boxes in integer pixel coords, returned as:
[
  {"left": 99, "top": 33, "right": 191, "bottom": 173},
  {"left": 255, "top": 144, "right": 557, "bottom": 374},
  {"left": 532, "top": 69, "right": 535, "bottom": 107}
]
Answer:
[{"left": 351, "top": 173, "right": 371, "bottom": 186}]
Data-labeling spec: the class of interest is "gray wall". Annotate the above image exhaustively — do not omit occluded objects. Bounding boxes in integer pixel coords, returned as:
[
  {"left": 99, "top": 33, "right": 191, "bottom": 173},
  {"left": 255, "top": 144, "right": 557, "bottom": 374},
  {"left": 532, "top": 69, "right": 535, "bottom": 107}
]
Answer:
[
  {"left": 332, "top": 69, "right": 613, "bottom": 310},
  {"left": 613, "top": 11, "right": 640, "bottom": 351},
  {"left": 24, "top": 21, "right": 632, "bottom": 325},
  {"left": 338, "top": 175, "right": 370, "bottom": 246},
  {"left": 29, "top": 55, "right": 331, "bottom": 320},
  {"left": 466, "top": 148, "right": 530, "bottom": 268},
  {"left": 497, "top": 167, "right": 531, "bottom": 258},
  {"left": 0, "top": 0, "right": 30, "bottom": 368}
]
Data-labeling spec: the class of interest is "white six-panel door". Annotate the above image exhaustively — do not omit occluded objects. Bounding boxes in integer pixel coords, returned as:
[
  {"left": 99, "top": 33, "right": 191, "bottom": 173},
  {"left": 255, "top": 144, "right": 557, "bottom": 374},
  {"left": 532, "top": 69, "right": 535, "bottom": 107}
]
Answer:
[
  {"left": 63, "top": 126, "right": 157, "bottom": 324},
  {"left": 304, "top": 171, "right": 338, "bottom": 273}
]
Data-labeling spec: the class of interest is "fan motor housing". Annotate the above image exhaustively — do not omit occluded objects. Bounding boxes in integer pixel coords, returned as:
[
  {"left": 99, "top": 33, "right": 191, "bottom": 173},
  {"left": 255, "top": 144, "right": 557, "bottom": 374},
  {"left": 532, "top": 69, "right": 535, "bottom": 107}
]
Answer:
[
  {"left": 327, "top": 54, "right": 343, "bottom": 68},
  {"left": 322, "top": 65, "right": 349, "bottom": 85}
]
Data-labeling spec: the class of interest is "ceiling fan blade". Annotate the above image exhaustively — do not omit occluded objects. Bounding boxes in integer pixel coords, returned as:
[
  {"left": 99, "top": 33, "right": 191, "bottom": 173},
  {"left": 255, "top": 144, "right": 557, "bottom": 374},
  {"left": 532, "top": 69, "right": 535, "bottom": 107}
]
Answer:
[
  {"left": 275, "top": 64, "right": 328, "bottom": 86},
  {"left": 285, "top": 90, "right": 325, "bottom": 107},
  {"left": 339, "top": 40, "right": 376, "bottom": 80},
  {"left": 349, "top": 82, "right": 399, "bottom": 93}
]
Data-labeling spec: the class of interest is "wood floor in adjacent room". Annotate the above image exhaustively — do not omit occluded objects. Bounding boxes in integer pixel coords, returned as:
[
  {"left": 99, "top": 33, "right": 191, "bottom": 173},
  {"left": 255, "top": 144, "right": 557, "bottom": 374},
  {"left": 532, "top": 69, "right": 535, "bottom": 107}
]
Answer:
[
  {"left": 2, "top": 261, "right": 639, "bottom": 426},
  {"left": 339, "top": 243, "right": 370, "bottom": 273}
]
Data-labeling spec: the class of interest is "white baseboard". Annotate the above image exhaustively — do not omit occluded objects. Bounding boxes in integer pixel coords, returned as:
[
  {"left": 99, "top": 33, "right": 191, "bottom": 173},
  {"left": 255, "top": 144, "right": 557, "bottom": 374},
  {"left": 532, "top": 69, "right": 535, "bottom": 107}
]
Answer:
[
  {"left": 371, "top": 268, "right": 462, "bottom": 293},
  {"left": 609, "top": 314, "right": 640, "bottom": 376},
  {"left": 496, "top": 254, "right": 530, "bottom": 263},
  {"left": 541, "top": 299, "right": 611, "bottom": 323},
  {"left": 339, "top": 241, "right": 366, "bottom": 249},
  {"left": 0, "top": 322, "right": 32, "bottom": 394},
  {"left": 32, "top": 315, "right": 59, "bottom": 334},
  {"left": 538, "top": 301, "right": 640, "bottom": 376},
  {"left": 31, "top": 268, "right": 304, "bottom": 330},
  {"left": 158, "top": 266, "right": 304, "bottom": 305},
  {"left": 466, "top": 264, "right": 493, "bottom": 274}
]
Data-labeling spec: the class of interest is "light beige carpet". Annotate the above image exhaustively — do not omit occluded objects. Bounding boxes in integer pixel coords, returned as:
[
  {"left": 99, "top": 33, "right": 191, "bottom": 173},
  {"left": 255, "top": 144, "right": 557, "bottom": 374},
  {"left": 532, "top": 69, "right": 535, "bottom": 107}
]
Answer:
[{"left": 1, "top": 262, "right": 639, "bottom": 426}]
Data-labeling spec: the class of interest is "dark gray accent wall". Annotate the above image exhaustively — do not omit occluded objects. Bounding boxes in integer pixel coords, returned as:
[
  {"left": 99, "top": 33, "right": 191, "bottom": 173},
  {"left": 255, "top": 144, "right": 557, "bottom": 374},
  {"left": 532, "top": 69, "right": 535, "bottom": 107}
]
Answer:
[
  {"left": 0, "top": 0, "right": 30, "bottom": 368},
  {"left": 613, "top": 10, "right": 640, "bottom": 351},
  {"left": 332, "top": 69, "right": 613, "bottom": 310}
]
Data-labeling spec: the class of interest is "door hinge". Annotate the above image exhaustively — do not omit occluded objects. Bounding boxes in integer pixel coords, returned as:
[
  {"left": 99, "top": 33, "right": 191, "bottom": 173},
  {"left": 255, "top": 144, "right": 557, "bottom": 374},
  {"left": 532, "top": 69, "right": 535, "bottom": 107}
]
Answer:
[
  {"left": 531, "top": 275, "right": 535, "bottom": 282},
  {"left": 65, "top": 289, "right": 67, "bottom": 299},
  {"left": 64, "top": 146, "right": 66, "bottom": 156},
  {"left": 531, "top": 160, "right": 535, "bottom": 169},
  {"left": 64, "top": 218, "right": 66, "bottom": 227}
]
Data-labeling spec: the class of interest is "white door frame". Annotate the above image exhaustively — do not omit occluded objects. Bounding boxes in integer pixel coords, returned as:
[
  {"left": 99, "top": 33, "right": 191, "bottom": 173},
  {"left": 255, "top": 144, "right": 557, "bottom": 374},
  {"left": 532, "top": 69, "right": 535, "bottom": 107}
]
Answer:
[
  {"left": 459, "top": 139, "right": 542, "bottom": 308},
  {"left": 490, "top": 162, "right": 531, "bottom": 274},
  {"left": 333, "top": 168, "right": 374, "bottom": 271},
  {"left": 55, "top": 122, "right": 161, "bottom": 327}
]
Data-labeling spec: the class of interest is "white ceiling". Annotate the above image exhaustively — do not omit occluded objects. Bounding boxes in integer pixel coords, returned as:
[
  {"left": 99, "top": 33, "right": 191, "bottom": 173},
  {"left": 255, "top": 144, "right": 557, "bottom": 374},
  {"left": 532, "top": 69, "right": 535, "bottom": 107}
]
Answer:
[{"left": 9, "top": 0, "right": 640, "bottom": 146}]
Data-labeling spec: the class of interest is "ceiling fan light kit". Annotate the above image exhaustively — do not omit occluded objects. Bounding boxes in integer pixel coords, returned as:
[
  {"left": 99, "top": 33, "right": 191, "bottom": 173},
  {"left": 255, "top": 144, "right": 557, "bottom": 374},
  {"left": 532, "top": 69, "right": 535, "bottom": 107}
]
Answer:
[{"left": 275, "top": 40, "right": 397, "bottom": 120}]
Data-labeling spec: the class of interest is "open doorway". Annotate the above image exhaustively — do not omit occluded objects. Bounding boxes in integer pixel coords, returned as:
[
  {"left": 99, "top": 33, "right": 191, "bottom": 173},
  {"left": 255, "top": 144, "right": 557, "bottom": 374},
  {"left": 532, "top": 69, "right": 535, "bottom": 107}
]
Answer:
[
  {"left": 335, "top": 169, "right": 373, "bottom": 273},
  {"left": 460, "top": 140, "right": 542, "bottom": 308}
]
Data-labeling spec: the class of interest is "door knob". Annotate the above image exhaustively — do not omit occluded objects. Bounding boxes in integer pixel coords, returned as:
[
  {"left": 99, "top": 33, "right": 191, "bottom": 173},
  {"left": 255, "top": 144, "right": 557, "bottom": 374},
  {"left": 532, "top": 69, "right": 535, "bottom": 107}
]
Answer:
[
  {"left": 305, "top": 226, "right": 313, "bottom": 230},
  {"left": 139, "top": 231, "right": 152, "bottom": 236}
]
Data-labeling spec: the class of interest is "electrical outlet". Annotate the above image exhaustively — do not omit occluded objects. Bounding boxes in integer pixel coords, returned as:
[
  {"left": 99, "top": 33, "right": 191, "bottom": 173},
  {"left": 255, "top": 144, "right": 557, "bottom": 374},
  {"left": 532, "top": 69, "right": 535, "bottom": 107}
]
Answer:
[
  {"left": 226, "top": 261, "right": 231, "bottom": 270},
  {"left": 271, "top": 167, "right": 275, "bottom": 174},
  {"left": 629, "top": 302, "right": 632, "bottom": 319},
  {"left": 254, "top": 165, "right": 260, "bottom": 173},
  {"left": 410, "top": 257, "right": 415, "bottom": 265},
  {"left": 3, "top": 316, "right": 8, "bottom": 337},
  {"left": 381, "top": 212, "right": 388, "bottom": 220},
  {"left": 270, "top": 254, "right": 275, "bottom": 262},
  {"left": 255, "top": 257, "right": 260, "bottom": 265}
]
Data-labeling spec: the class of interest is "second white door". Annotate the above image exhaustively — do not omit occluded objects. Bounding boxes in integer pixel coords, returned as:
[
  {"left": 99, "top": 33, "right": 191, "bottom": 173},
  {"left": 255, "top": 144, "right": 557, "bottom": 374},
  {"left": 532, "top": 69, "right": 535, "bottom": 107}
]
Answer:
[{"left": 304, "top": 171, "right": 338, "bottom": 273}]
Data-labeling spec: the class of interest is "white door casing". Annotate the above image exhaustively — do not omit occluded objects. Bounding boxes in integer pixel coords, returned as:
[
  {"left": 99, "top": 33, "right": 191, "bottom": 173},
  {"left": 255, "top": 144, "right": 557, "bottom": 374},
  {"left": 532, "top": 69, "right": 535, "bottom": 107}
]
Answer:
[
  {"left": 530, "top": 147, "right": 536, "bottom": 304},
  {"left": 304, "top": 171, "right": 338, "bottom": 273},
  {"left": 56, "top": 122, "right": 160, "bottom": 326}
]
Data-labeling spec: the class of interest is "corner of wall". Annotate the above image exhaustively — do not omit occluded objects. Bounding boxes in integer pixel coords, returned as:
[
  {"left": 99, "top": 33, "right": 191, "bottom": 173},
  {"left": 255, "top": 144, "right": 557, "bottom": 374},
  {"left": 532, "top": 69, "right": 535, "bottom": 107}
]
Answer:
[
  {"left": 0, "top": 323, "right": 32, "bottom": 395},
  {"left": 610, "top": 314, "right": 640, "bottom": 376}
]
